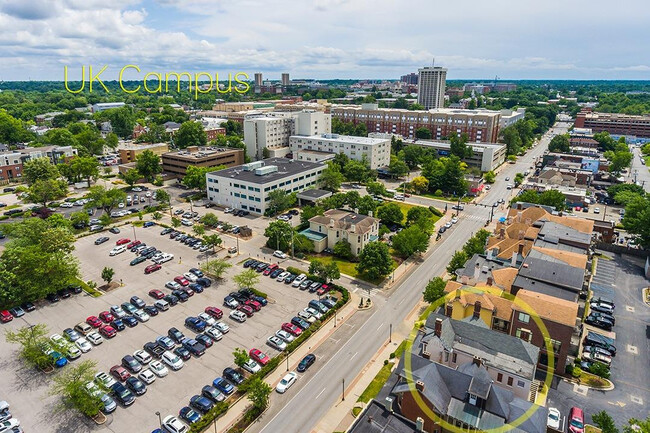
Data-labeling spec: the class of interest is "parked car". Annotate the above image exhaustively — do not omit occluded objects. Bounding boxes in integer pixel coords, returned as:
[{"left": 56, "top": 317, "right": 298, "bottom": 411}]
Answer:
[
  {"left": 212, "top": 377, "right": 234, "bottom": 395},
  {"left": 201, "top": 385, "right": 225, "bottom": 403},
  {"left": 229, "top": 310, "right": 247, "bottom": 322},
  {"left": 590, "top": 301, "right": 614, "bottom": 315},
  {"left": 242, "top": 358, "right": 261, "bottom": 374},
  {"left": 249, "top": 348, "right": 270, "bottom": 366},
  {"left": 267, "top": 335, "right": 287, "bottom": 351},
  {"left": 162, "top": 415, "right": 188, "bottom": 433},
  {"left": 161, "top": 351, "right": 184, "bottom": 371},
  {"left": 568, "top": 407, "right": 585, "bottom": 433},
  {"left": 168, "top": 327, "right": 185, "bottom": 343},
  {"left": 110, "top": 382, "right": 136, "bottom": 406}
]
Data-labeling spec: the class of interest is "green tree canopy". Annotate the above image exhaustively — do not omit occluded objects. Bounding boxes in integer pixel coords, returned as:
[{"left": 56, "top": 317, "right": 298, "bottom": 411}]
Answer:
[
  {"left": 356, "top": 242, "right": 393, "bottom": 280},
  {"left": 548, "top": 134, "right": 570, "bottom": 153},
  {"left": 423, "top": 277, "right": 446, "bottom": 303},
  {"left": 377, "top": 203, "right": 404, "bottom": 226},
  {"left": 392, "top": 226, "right": 430, "bottom": 258},
  {"left": 175, "top": 121, "right": 207, "bottom": 148},
  {"left": 135, "top": 149, "right": 162, "bottom": 182},
  {"left": 23, "top": 157, "right": 60, "bottom": 185},
  {"left": 319, "top": 163, "right": 344, "bottom": 192},
  {"left": 233, "top": 268, "right": 260, "bottom": 289}
]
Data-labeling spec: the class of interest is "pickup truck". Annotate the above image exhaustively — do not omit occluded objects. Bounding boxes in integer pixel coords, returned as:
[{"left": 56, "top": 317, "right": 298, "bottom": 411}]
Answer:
[{"left": 143, "top": 341, "right": 165, "bottom": 359}]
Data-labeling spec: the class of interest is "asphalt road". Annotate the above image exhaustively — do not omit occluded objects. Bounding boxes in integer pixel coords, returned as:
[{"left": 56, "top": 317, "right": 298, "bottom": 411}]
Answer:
[
  {"left": 630, "top": 146, "right": 650, "bottom": 192},
  {"left": 250, "top": 125, "right": 564, "bottom": 433}
]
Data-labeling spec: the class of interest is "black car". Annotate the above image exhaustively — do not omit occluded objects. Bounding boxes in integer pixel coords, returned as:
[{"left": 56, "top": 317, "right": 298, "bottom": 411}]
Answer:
[
  {"left": 321, "top": 298, "right": 337, "bottom": 309},
  {"left": 95, "top": 237, "right": 110, "bottom": 245},
  {"left": 196, "top": 277, "right": 212, "bottom": 287},
  {"left": 46, "top": 293, "right": 60, "bottom": 303},
  {"left": 270, "top": 268, "right": 283, "bottom": 278},
  {"left": 160, "top": 228, "right": 173, "bottom": 235},
  {"left": 291, "top": 316, "right": 311, "bottom": 330},
  {"left": 130, "top": 296, "right": 146, "bottom": 309},
  {"left": 125, "top": 376, "right": 147, "bottom": 396},
  {"left": 189, "top": 395, "right": 213, "bottom": 413},
  {"left": 143, "top": 305, "right": 158, "bottom": 316},
  {"left": 189, "top": 268, "right": 204, "bottom": 278},
  {"left": 223, "top": 367, "right": 244, "bottom": 385},
  {"left": 174, "top": 346, "right": 192, "bottom": 361},
  {"left": 284, "top": 274, "right": 297, "bottom": 284},
  {"left": 230, "top": 292, "right": 248, "bottom": 303},
  {"left": 189, "top": 283, "right": 204, "bottom": 293},
  {"left": 163, "top": 294, "right": 179, "bottom": 306},
  {"left": 181, "top": 338, "right": 206, "bottom": 357},
  {"left": 123, "top": 316, "right": 138, "bottom": 327},
  {"left": 122, "top": 355, "right": 143, "bottom": 373},
  {"left": 111, "top": 319, "right": 126, "bottom": 331},
  {"left": 21, "top": 302, "right": 36, "bottom": 312},
  {"left": 585, "top": 314, "right": 613, "bottom": 331},
  {"left": 172, "top": 290, "right": 189, "bottom": 302},
  {"left": 57, "top": 287, "right": 72, "bottom": 298},
  {"left": 438, "top": 226, "right": 447, "bottom": 234},
  {"left": 196, "top": 334, "right": 213, "bottom": 348},
  {"left": 583, "top": 332, "right": 617, "bottom": 355},
  {"left": 239, "top": 288, "right": 255, "bottom": 299},
  {"left": 130, "top": 256, "right": 147, "bottom": 266},
  {"left": 109, "top": 227, "right": 121, "bottom": 234},
  {"left": 243, "top": 259, "right": 256, "bottom": 268},
  {"left": 201, "top": 385, "right": 224, "bottom": 403},
  {"left": 590, "top": 311, "right": 615, "bottom": 325},
  {"left": 297, "top": 354, "right": 316, "bottom": 372},
  {"left": 111, "top": 382, "right": 135, "bottom": 406},
  {"left": 168, "top": 327, "right": 185, "bottom": 343},
  {"left": 255, "top": 263, "right": 268, "bottom": 272},
  {"left": 185, "top": 317, "right": 207, "bottom": 332},
  {"left": 67, "top": 284, "right": 83, "bottom": 294},
  {"left": 169, "top": 231, "right": 180, "bottom": 239}
]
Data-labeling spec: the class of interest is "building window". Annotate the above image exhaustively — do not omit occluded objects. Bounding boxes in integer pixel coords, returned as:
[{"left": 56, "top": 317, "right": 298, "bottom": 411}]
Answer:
[
  {"left": 515, "top": 328, "right": 532, "bottom": 343},
  {"left": 517, "top": 380, "right": 525, "bottom": 388},
  {"left": 444, "top": 351, "right": 449, "bottom": 362},
  {"left": 497, "top": 373, "right": 503, "bottom": 382},
  {"left": 518, "top": 313, "right": 530, "bottom": 324},
  {"left": 451, "top": 353, "right": 457, "bottom": 364},
  {"left": 507, "top": 377, "right": 513, "bottom": 386}
]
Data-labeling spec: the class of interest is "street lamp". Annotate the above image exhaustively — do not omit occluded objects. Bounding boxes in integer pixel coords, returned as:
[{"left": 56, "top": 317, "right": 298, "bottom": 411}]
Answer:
[{"left": 155, "top": 411, "right": 162, "bottom": 428}]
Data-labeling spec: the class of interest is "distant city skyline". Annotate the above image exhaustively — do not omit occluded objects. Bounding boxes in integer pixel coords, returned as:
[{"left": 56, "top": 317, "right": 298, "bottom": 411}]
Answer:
[{"left": 0, "top": 0, "right": 648, "bottom": 81}]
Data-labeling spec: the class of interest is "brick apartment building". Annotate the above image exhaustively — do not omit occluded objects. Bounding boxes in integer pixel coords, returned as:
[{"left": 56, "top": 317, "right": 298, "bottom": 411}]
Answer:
[
  {"left": 161, "top": 146, "right": 244, "bottom": 177},
  {"left": 575, "top": 110, "right": 650, "bottom": 138}
]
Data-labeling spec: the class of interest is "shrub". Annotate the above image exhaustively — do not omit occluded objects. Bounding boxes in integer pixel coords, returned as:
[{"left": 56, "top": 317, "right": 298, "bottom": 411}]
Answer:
[
  {"left": 189, "top": 402, "right": 229, "bottom": 433},
  {"left": 286, "top": 266, "right": 304, "bottom": 276},
  {"left": 428, "top": 206, "right": 443, "bottom": 217},
  {"left": 434, "top": 189, "right": 443, "bottom": 196},
  {"left": 249, "top": 287, "right": 267, "bottom": 299}
]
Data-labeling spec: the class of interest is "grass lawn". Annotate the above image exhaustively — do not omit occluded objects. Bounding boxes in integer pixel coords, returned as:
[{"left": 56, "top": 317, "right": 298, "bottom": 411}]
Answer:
[
  {"left": 380, "top": 200, "right": 441, "bottom": 225},
  {"left": 307, "top": 254, "right": 397, "bottom": 285},
  {"left": 586, "top": 425, "right": 602, "bottom": 433},
  {"left": 357, "top": 361, "right": 395, "bottom": 403},
  {"left": 417, "top": 192, "right": 473, "bottom": 203}
]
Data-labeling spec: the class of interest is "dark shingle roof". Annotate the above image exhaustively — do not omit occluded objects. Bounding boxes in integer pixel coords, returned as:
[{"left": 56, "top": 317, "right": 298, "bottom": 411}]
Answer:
[
  {"left": 518, "top": 256, "right": 584, "bottom": 292},
  {"left": 348, "top": 400, "right": 418, "bottom": 433}
]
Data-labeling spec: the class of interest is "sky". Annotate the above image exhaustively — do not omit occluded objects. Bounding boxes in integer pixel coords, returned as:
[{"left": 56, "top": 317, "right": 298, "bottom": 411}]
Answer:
[{"left": 0, "top": 0, "right": 649, "bottom": 81}]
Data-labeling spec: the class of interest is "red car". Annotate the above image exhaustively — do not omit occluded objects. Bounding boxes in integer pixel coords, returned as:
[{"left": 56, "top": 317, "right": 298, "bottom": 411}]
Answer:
[
  {"left": 99, "top": 325, "right": 117, "bottom": 338},
  {"left": 244, "top": 299, "right": 262, "bottom": 312},
  {"left": 249, "top": 348, "right": 270, "bottom": 366},
  {"left": 116, "top": 238, "right": 131, "bottom": 245},
  {"left": 0, "top": 310, "right": 13, "bottom": 323},
  {"left": 174, "top": 276, "right": 189, "bottom": 286},
  {"left": 182, "top": 287, "right": 194, "bottom": 297},
  {"left": 145, "top": 264, "right": 161, "bottom": 274},
  {"left": 237, "top": 305, "right": 254, "bottom": 317},
  {"left": 282, "top": 322, "right": 302, "bottom": 336},
  {"left": 110, "top": 365, "right": 131, "bottom": 381},
  {"left": 149, "top": 289, "right": 165, "bottom": 299},
  {"left": 86, "top": 316, "right": 102, "bottom": 328},
  {"left": 316, "top": 284, "right": 330, "bottom": 296},
  {"left": 126, "top": 240, "right": 141, "bottom": 249},
  {"left": 204, "top": 306, "right": 223, "bottom": 319},
  {"left": 99, "top": 311, "right": 114, "bottom": 323},
  {"left": 263, "top": 264, "right": 278, "bottom": 276}
]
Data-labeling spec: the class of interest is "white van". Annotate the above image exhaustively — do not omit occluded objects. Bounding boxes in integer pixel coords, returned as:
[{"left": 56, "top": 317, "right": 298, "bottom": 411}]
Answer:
[
  {"left": 292, "top": 274, "right": 307, "bottom": 287},
  {"left": 154, "top": 300, "right": 170, "bottom": 311}
]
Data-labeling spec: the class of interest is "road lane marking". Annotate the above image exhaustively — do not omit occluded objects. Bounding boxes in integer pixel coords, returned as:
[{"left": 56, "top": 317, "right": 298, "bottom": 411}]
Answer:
[
  {"left": 350, "top": 351, "right": 358, "bottom": 360},
  {"left": 315, "top": 388, "right": 326, "bottom": 400},
  {"left": 376, "top": 322, "right": 383, "bottom": 331}
]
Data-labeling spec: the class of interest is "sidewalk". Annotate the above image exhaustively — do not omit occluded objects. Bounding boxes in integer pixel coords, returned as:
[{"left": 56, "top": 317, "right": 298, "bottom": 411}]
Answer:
[{"left": 214, "top": 291, "right": 362, "bottom": 433}]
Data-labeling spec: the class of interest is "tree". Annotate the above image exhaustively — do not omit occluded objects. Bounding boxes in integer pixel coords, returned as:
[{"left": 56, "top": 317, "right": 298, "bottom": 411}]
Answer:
[
  {"left": 449, "top": 132, "right": 471, "bottom": 158},
  {"left": 548, "top": 134, "right": 570, "bottom": 153},
  {"left": 65, "top": 156, "right": 99, "bottom": 186},
  {"left": 120, "top": 169, "right": 141, "bottom": 187},
  {"left": 357, "top": 195, "right": 378, "bottom": 216},
  {"left": 86, "top": 186, "right": 126, "bottom": 215},
  {"left": 344, "top": 190, "right": 361, "bottom": 210},
  {"left": 410, "top": 176, "right": 429, "bottom": 194},
  {"left": 623, "top": 416, "right": 650, "bottom": 433},
  {"left": 135, "top": 150, "right": 162, "bottom": 182},
  {"left": 357, "top": 242, "right": 393, "bottom": 280},
  {"left": 101, "top": 267, "right": 114, "bottom": 285},
  {"left": 319, "top": 164, "right": 344, "bottom": 192},
  {"left": 423, "top": 277, "right": 446, "bottom": 303},
  {"left": 589, "top": 362, "right": 611, "bottom": 380},
  {"left": 202, "top": 234, "right": 223, "bottom": 252},
  {"left": 324, "top": 262, "right": 341, "bottom": 281},
  {"left": 70, "top": 211, "right": 89, "bottom": 227},
  {"left": 96, "top": 106, "right": 135, "bottom": 138},
  {"left": 175, "top": 121, "right": 207, "bottom": 149},
  {"left": 154, "top": 188, "right": 171, "bottom": 209},
  {"left": 183, "top": 165, "right": 226, "bottom": 191},
  {"left": 171, "top": 217, "right": 181, "bottom": 228},
  {"left": 232, "top": 347, "right": 249, "bottom": 369},
  {"left": 300, "top": 205, "right": 324, "bottom": 224},
  {"left": 392, "top": 226, "right": 430, "bottom": 258},
  {"left": 247, "top": 377, "right": 272, "bottom": 411},
  {"left": 501, "top": 125, "right": 522, "bottom": 155},
  {"left": 415, "top": 127, "right": 432, "bottom": 139},
  {"left": 333, "top": 239, "right": 353, "bottom": 259},
  {"left": 388, "top": 157, "right": 409, "bottom": 178},
  {"left": 200, "top": 257, "right": 232, "bottom": 279},
  {"left": 264, "top": 220, "right": 293, "bottom": 251},
  {"left": 377, "top": 203, "right": 404, "bottom": 226},
  {"left": 343, "top": 159, "right": 373, "bottom": 184},
  {"left": 592, "top": 411, "right": 619, "bottom": 433},
  {"left": 23, "top": 157, "right": 61, "bottom": 185},
  {"left": 332, "top": 152, "right": 349, "bottom": 171},
  {"left": 446, "top": 250, "right": 468, "bottom": 274},
  {"left": 266, "top": 190, "right": 296, "bottom": 216},
  {"left": 5, "top": 323, "right": 54, "bottom": 370},
  {"left": 462, "top": 230, "right": 491, "bottom": 257},
  {"left": 622, "top": 195, "right": 650, "bottom": 248},
  {"left": 200, "top": 212, "right": 219, "bottom": 227},
  {"left": 400, "top": 145, "right": 425, "bottom": 169},
  {"left": 152, "top": 212, "right": 162, "bottom": 221},
  {"left": 26, "top": 178, "right": 68, "bottom": 208},
  {"left": 594, "top": 131, "right": 618, "bottom": 152},
  {"left": 514, "top": 173, "right": 524, "bottom": 186},
  {"left": 366, "top": 181, "right": 387, "bottom": 197},
  {"left": 483, "top": 171, "right": 496, "bottom": 184},
  {"left": 293, "top": 234, "right": 314, "bottom": 253},
  {"left": 233, "top": 268, "right": 260, "bottom": 289},
  {"left": 0, "top": 109, "right": 34, "bottom": 143},
  {"left": 406, "top": 207, "right": 435, "bottom": 235},
  {"left": 605, "top": 149, "right": 633, "bottom": 175},
  {"left": 49, "top": 359, "right": 104, "bottom": 417}
]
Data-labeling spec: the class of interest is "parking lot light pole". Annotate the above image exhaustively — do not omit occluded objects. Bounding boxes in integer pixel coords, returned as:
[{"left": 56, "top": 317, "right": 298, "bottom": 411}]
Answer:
[
  {"left": 286, "top": 353, "right": 289, "bottom": 371},
  {"left": 389, "top": 323, "right": 392, "bottom": 343},
  {"left": 155, "top": 411, "right": 162, "bottom": 429},
  {"left": 132, "top": 224, "right": 137, "bottom": 241},
  {"left": 342, "top": 378, "right": 345, "bottom": 401},
  {"left": 334, "top": 308, "right": 337, "bottom": 328}
]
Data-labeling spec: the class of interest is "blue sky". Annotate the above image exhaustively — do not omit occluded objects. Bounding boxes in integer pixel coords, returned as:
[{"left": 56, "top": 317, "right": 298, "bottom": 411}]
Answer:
[{"left": 0, "top": 0, "right": 648, "bottom": 81}]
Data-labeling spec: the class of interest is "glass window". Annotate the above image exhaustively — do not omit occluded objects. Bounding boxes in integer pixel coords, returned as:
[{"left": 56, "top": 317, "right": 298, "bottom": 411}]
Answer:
[{"left": 518, "top": 313, "right": 530, "bottom": 323}]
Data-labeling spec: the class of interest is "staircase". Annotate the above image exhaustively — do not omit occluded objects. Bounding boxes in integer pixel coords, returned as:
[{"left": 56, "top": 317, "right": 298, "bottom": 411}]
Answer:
[{"left": 528, "top": 379, "right": 543, "bottom": 403}]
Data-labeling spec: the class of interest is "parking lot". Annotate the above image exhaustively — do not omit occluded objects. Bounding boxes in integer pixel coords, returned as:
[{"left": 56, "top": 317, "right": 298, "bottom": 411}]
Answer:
[
  {"left": 546, "top": 252, "right": 650, "bottom": 427},
  {"left": 0, "top": 225, "right": 321, "bottom": 433}
]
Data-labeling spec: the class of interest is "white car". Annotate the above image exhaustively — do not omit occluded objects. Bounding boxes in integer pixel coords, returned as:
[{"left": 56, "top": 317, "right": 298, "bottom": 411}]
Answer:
[
  {"left": 155, "top": 253, "right": 174, "bottom": 264},
  {"left": 162, "top": 351, "right": 184, "bottom": 371},
  {"left": 242, "top": 358, "right": 261, "bottom": 374},
  {"left": 547, "top": 407, "right": 561, "bottom": 430},
  {"left": 205, "top": 327, "right": 223, "bottom": 341},
  {"left": 60, "top": 202, "right": 73, "bottom": 208},
  {"left": 183, "top": 272, "right": 198, "bottom": 282},
  {"left": 133, "top": 309, "right": 150, "bottom": 322},
  {"left": 298, "top": 310, "right": 317, "bottom": 324},
  {"left": 181, "top": 218, "right": 193, "bottom": 226},
  {"left": 214, "top": 322, "right": 230, "bottom": 334},
  {"left": 273, "top": 250, "right": 288, "bottom": 259},
  {"left": 267, "top": 335, "right": 287, "bottom": 351},
  {"left": 94, "top": 371, "right": 117, "bottom": 388},
  {"left": 162, "top": 415, "right": 189, "bottom": 433},
  {"left": 304, "top": 307, "right": 322, "bottom": 320},
  {"left": 110, "top": 305, "right": 127, "bottom": 318},
  {"left": 50, "top": 333, "right": 66, "bottom": 347},
  {"left": 198, "top": 312, "right": 216, "bottom": 327},
  {"left": 134, "top": 350, "right": 152, "bottom": 364},
  {"left": 224, "top": 208, "right": 233, "bottom": 213},
  {"left": 149, "top": 360, "right": 169, "bottom": 378},
  {"left": 138, "top": 369, "right": 156, "bottom": 385},
  {"left": 277, "top": 215, "right": 289, "bottom": 221},
  {"left": 109, "top": 245, "right": 126, "bottom": 256},
  {"left": 292, "top": 274, "right": 306, "bottom": 287},
  {"left": 165, "top": 281, "right": 181, "bottom": 290},
  {"left": 451, "top": 217, "right": 458, "bottom": 224},
  {"left": 0, "top": 419, "right": 20, "bottom": 432},
  {"left": 86, "top": 332, "right": 104, "bottom": 345},
  {"left": 75, "top": 337, "right": 92, "bottom": 353},
  {"left": 276, "top": 371, "right": 297, "bottom": 393},
  {"left": 276, "top": 271, "right": 290, "bottom": 282},
  {"left": 275, "top": 329, "right": 295, "bottom": 343},
  {"left": 229, "top": 310, "right": 247, "bottom": 323},
  {"left": 66, "top": 345, "right": 82, "bottom": 360}
]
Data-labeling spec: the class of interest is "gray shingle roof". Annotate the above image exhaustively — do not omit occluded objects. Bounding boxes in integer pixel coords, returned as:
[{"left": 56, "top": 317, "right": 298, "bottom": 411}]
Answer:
[{"left": 518, "top": 256, "right": 584, "bottom": 292}]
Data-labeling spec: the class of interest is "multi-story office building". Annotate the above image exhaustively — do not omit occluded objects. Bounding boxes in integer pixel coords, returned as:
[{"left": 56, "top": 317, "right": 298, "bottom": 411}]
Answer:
[
  {"left": 161, "top": 146, "right": 244, "bottom": 177},
  {"left": 332, "top": 104, "right": 501, "bottom": 143},
  {"left": 290, "top": 133, "right": 390, "bottom": 169},
  {"left": 575, "top": 110, "right": 650, "bottom": 139},
  {"left": 417, "top": 66, "right": 447, "bottom": 109},
  {"left": 244, "top": 110, "right": 331, "bottom": 160},
  {"left": 118, "top": 142, "right": 169, "bottom": 164},
  {"left": 91, "top": 102, "right": 126, "bottom": 113},
  {"left": 254, "top": 73, "right": 263, "bottom": 87},
  {"left": 206, "top": 158, "right": 324, "bottom": 214},
  {"left": 281, "top": 73, "right": 290, "bottom": 86},
  {"left": 499, "top": 108, "right": 526, "bottom": 128},
  {"left": 0, "top": 145, "right": 78, "bottom": 180}
]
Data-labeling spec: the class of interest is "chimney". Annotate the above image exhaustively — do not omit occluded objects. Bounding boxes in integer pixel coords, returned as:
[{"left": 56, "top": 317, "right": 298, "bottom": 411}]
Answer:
[
  {"left": 368, "top": 211, "right": 373, "bottom": 217},
  {"left": 517, "top": 211, "right": 522, "bottom": 222},
  {"left": 384, "top": 396, "right": 394, "bottom": 412},
  {"left": 486, "top": 276, "right": 493, "bottom": 286},
  {"left": 445, "top": 304, "right": 452, "bottom": 317},
  {"left": 415, "top": 380, "right": 425, "bottom": 392},
  {"left": 434, "top": 318, "right": 442, "bottom": 337},
  {"left": 473, "top": 302, "right": 481, "bottom": 319},
  {"left": 416, "top": 417, "right": 425, "bottom": 432},
  {"left": 499, "top": 228, "right": 506, "bottom": 239},
  {"left": 472, "top": 356, "right": 482, "bottom": 367},
  {"left": 350, "top": 224, "right": 356, "bottom": 233},
  {"left": 518, "top": 243, "right": 524, "bottom": 255},
  {"left": 329, "top": 218, "right": 335, "bottom": 228},
  {"left": 486, "top": 248, "right": 493, "bottom": 260},
  {"left": 511, "top": 251, "right": 517, "bottom": 267},
  {"left": 474, "top": 262, "right": 480, "bottom": 281}
]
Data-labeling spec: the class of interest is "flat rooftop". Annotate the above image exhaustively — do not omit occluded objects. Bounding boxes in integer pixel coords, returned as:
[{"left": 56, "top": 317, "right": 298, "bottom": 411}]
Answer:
[
  {"left": 208, "top": 157, "right": 324, "bottom": 185},
  {"left": 292, "top": 133, "right": 388, "bottom": 145},
  {"left": 163, "top": 147, "right": 241, "bottom": 159}
]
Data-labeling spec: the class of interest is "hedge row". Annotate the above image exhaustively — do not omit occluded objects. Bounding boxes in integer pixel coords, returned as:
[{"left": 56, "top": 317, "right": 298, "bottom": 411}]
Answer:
[
  {"left": 249, "top": 287, "right": 268, "bottom": 300},
  {"left": 429, "top": 206, "right": 443, "bottom": 218},
  {"left": 189, "top": 401, "right": 229, "bottom": 433}
]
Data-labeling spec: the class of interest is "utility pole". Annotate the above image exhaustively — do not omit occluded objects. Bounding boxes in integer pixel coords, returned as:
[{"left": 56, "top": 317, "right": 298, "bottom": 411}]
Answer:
[
  {"left": 291, "top": 229, "right": 294, "bottom": 258},
  {"left": 342, "top": 378, "right": 345, "bottom": 401},
  {"left": 132, "top": 224, "right": 137, "bottom": 241},
  {"left": 389, "top": 323, "right": 392, "bottom": 343}
]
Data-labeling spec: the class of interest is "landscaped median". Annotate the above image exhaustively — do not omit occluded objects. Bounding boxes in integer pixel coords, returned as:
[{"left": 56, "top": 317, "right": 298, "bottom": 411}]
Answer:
[{"left": 190, "top": 277, "right": 351, "bottom": 433}]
